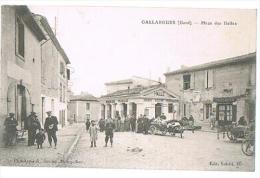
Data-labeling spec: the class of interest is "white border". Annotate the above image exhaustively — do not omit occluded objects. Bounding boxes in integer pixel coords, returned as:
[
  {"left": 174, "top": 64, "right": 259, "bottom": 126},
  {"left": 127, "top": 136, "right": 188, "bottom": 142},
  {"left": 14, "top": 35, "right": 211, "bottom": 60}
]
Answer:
[{"left": 0, "top": 1, "right": 259, "bottom": 178}]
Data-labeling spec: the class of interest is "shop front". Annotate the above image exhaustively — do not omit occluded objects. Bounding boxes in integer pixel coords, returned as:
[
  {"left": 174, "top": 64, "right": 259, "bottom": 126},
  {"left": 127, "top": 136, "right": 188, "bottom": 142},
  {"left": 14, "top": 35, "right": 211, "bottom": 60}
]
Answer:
[{"left": 213, "top": 97, "right": 238, "bottom": 126}]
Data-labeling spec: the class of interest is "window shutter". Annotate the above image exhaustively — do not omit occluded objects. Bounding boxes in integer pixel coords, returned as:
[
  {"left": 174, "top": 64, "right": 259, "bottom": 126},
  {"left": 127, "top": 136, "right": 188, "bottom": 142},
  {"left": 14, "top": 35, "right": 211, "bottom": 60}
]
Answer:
[
  {"left": 208, "top": 69, "right": 214, "bottom": 88},
  {"left": 204, "top": 70, "right": 208, "bottom": 88},
  {"left": 190, "top": 73, "right": 195, "bottom": 89},
  {"left": 180, "top": 76, "right": 184, "bottom": 90},
  {"left": 232, "top": 105, "right": 237, "bottom": 122}
]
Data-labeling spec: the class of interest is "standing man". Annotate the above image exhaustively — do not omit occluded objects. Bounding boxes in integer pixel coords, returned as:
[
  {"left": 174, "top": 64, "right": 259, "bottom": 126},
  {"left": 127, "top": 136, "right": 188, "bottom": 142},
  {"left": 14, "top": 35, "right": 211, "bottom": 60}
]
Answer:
[
  {"left": 4, "top": 113, "right": 18, "bottom": 146},
  {"left": 85, "top": 118, "right": 91, "bottom": 131},
  {"left": 130, "top": 114, "right": 136, "bottom": 132},
  {"left": 98, "top": 118, "right": 105, "bottom": 132},
  {"left": 137, "top": 114, "right": 144, "bottom": 133},
  {"left": 209, "top": 112, "right": 216, "bottom": 130},
  {"left": 27, "top": 112, "right": 41, "bottom": 146},
  {"left": 143, "top": 115, "right": 149, "bottom": 135},
  {"left": 104, "top": 117, "right": 115, "bottom": 147},
  {"left": 44, "top": 111, "right": 58, "bottom": 149}
]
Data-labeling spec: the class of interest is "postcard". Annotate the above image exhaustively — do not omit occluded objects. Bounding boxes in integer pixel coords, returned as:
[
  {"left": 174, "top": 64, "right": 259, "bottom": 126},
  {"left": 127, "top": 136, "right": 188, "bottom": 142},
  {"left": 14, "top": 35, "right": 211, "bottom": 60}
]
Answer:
[{"left": 0, "top": 2, "right": 258, "bottom": 178}]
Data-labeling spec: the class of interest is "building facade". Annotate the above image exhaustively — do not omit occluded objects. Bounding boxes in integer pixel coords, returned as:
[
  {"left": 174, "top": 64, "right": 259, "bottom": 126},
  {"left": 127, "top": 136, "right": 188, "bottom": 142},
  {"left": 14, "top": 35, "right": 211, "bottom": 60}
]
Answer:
[
  {"left": 164, "top": 53, "right": 256, "bottom": 126},
  {"left": 68, "top": 94, "right": 100, "bottom": 123},
  {"left": 0, "top": 6, "right": 46, "bottom": 143},
  {"left": 105, "top": 76, "right": 161, "bottom": 94},
  {"left": 100, "top": 84, "right": 179, "bottom": 120},
  {"left": 34, "top": 14, "right": 71, "bottom": 128}
]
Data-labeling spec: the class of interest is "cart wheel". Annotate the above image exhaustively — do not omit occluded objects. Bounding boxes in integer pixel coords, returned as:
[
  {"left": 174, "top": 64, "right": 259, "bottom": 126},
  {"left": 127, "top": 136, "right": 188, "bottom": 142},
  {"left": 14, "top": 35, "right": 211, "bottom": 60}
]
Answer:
[
  {"left": 241, "top": 140, "right": 254, "bottom": 156},
  {"left": 227, "top": 131, "right": 235, "bottom": 141},
  {"left": 150, "top": 125, "right": 156, "bottom": 135},
  {"left": 161, "top": 129, "right": 167, "bottom": 136}
]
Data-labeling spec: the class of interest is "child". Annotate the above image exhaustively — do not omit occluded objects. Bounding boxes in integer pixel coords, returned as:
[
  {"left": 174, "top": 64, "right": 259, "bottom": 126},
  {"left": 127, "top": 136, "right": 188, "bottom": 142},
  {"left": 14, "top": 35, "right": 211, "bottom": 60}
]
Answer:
[
  {"left": 35, "top": 128, "right": 46, "bottom": 149},
  {"left": 89, "top": 120, "right": 98, "bottom": 147}
]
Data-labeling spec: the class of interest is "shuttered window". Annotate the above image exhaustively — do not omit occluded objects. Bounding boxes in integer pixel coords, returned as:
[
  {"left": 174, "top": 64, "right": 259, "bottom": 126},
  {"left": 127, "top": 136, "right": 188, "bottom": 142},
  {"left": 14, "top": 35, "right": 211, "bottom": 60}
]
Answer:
[
  {"left": 183, "top": 74, "right": 191, "bottom": 90},
  {"left": 17, "top": 17, "right": 25, "bottom": 58},
  {"left": 205, "top": 70, "right": 214, "bottom": 88}
]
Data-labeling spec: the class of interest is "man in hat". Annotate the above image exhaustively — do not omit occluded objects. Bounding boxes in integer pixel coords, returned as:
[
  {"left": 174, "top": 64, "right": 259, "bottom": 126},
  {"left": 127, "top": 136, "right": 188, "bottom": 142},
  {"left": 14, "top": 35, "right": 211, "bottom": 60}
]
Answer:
[
  {"left": 4, "top": 113, "right": 18, "bottom": 146},
  {"left": 27, "top": 112, "right": 41, "bottom": 146},
  {"left": 104, "top": 117, "right": 115, "bottom": 147},
  {"left": 44, "top": 111, "right": 58, "bottom": 149}
]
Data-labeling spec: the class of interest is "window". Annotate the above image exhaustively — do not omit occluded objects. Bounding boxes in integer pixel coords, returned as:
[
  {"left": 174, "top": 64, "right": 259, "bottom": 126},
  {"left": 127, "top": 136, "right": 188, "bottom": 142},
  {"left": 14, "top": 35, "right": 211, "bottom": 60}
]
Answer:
[
  {"left": 60, "top": 83, "right": 62, "bottom": 102},
  {"left": 183, "top": 104, "right": 186, "bottom": 116},
  {"left": 205, "top": 70, "right": 213, "bottom": 89},
  {"left": 183, "top": 74, "right": 191, "bottom": 90},
  {"left": 16, "top": 17, "right": 24, "bottom": 58},
  {"left": 144, "top": 109, "right": 149, "bottom": 116},
  {"left": 66, "top": 69, "right": 70, "bottom": 80},
  {"left": 60, "top": 62, "right": 65, "bottom": 77},
  {"left": 86, "top": 103, "right": 90, "bottom": 111},
  {"left": 63, "top": 86, "right": 66, "bottom": 103},
  {"left": 168, "top": 103, "right": 173, "bottom": 113}
]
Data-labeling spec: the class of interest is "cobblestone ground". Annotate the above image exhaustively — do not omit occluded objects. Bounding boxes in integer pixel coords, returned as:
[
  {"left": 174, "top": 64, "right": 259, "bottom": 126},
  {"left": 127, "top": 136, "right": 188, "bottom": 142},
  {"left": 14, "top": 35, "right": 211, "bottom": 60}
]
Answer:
[
  {"left": 67, "top": 130, "right": 255, "bottom": 171},
  {"left": 0, "top": 124, "right": 84, "bottom": 167}
]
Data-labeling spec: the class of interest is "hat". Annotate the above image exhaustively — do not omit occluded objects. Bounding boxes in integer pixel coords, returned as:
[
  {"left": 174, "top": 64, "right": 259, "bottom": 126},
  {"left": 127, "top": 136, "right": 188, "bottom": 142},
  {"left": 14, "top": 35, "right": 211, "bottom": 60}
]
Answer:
[
  {"left": 9, "top": 113, "right": 15, "bottom": 116},
  {"left": 31, "top": 111, "right": 36, "bottom": 115},
  {"left": 46, "top": 111, "right": 52, "bottom": 114},
  {"left": 91, "top": 120, "right": 95, "bottom": 123}
]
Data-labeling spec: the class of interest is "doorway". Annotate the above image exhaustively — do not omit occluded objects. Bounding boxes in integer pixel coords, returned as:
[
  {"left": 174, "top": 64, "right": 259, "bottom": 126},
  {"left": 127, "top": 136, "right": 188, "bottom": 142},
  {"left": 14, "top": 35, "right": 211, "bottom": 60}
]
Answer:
[
  {"left": 17, "top": 84, "right": 28, "bottom": 130},
  {"left": 205, "top": 104, "right": 212, "bottom": 120},
  {"left": 155, "top": 103, "right": 162, "bottom": 118}
]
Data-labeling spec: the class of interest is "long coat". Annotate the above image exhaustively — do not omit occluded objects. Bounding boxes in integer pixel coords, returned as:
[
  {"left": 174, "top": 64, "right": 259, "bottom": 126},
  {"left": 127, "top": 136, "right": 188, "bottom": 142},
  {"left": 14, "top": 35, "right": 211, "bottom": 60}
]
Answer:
[
  {"left": 44, "top": 116, "right": 58, "bottom": 132},
  {"left": 89, "top": 125, "right": 98, "bottom": 142}
]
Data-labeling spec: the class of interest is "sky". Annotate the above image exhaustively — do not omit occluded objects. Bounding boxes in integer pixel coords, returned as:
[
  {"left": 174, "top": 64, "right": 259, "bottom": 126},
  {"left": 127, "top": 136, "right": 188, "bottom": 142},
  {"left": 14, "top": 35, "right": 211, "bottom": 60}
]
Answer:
[{"left": 29, "top": 6, "right": 256, "bottom": 97}]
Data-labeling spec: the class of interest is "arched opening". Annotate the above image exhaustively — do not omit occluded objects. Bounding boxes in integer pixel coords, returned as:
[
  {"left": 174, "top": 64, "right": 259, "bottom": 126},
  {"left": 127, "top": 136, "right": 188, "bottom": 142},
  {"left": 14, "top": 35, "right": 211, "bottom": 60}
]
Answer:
[
  {"left": 7, "top": 82, "right": 32, "bottom": 130},
  {"left": 107, "top": 104, "right": 112, "bottom": 118},
  {"left": 122, "top": 103, "right": 127, "bottom": 118},
  {"left": 101, "top": 104, "right": 106, "bottom": 119}
]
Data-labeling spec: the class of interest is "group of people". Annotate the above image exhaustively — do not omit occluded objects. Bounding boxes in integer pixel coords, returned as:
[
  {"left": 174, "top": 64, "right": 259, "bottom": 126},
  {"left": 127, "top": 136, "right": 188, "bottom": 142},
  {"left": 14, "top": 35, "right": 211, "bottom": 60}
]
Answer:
[
  {"left": 84, "top": 113, "right": 170, "bottom": 148},
  {"left": 85, "top": 117, "right": 115, "bottom": 148},
  {"left": 3, "top": 111, "right": 59, "bottom": 149}
]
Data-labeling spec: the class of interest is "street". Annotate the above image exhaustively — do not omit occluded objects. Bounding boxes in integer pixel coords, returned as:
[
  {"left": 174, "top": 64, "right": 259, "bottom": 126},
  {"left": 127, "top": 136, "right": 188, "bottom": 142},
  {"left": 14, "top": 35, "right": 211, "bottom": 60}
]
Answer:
[{"left": 65, "top": 130, "right": 254, "bottom": 171}]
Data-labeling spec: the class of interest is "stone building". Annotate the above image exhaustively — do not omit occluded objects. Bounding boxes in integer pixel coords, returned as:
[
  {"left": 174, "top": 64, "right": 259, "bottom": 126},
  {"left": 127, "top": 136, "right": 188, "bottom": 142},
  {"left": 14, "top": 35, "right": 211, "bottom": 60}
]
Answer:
[
  {"left": 34, "top": 14, "right": 71, "bottom": 128},
  {"left": 68, "top": 94, "right": 100, "bottom": 123},
  {"left": 0, "top": 6, "right": 46, "bottom": 142},
  {"left": 100, "top": 77, "right": 179, "bottom": 120},
  {"left": 164, "top": 53, "right": 256, "bottom": 126},
  {"left": 105, "top": 76, "right": 161, "bottom": 94}
]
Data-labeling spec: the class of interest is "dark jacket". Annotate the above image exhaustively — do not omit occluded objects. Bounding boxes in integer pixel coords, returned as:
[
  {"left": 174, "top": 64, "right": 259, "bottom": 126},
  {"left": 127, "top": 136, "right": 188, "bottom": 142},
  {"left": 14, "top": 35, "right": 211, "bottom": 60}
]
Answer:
[
  {"left": 35, "top": 132, "right": 46, "bottom": 144},
  {"left": 4, "top": 117, "right": 18, "bottom": 132},
  {"left": 105, "top": 119, "right": 115, "bottom": 135},
  {"left": 27, "top": 115, "right": 41, "bottom": 131},
  {"left": 44, "top": 116, "right": 58, "bottom": 132}
]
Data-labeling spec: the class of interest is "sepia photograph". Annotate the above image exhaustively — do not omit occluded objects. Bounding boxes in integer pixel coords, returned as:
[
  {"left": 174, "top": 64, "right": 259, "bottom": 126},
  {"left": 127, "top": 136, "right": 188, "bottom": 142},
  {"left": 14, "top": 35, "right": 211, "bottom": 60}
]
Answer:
[{"left": 0, "top": 1, "right": 258, "bottom": 177}]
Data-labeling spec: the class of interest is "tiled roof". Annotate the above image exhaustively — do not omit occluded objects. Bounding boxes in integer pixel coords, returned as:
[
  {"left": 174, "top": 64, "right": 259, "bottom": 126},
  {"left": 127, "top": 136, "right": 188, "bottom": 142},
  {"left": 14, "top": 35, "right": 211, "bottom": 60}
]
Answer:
[
  {"left": 164, "top": 52, "right": 256, "bottom": 76},
  {"left": 15, "top": 6, "right": 46, "bottom": 41},
  {"left": 101, "top": 84, "right": 165, "bottom": 98},
  {"left": 70, "top": 94, "right": 98, "bottom": 101},
  {"left": 105, "top": 76, "right": 160, "bottom": 86},
  {"left": 105, "top": 79, "right": 133, "bottom": 85},
  {"left": 33, "top": 14, "right": 70, "bottom": 64}
]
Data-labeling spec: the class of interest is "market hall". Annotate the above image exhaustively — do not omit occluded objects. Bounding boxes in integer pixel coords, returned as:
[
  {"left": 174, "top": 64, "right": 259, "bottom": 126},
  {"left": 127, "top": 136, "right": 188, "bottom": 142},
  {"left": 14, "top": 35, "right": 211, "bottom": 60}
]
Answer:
[{"left": 99, "top": 85, "right": 180, "bottom": 120}]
